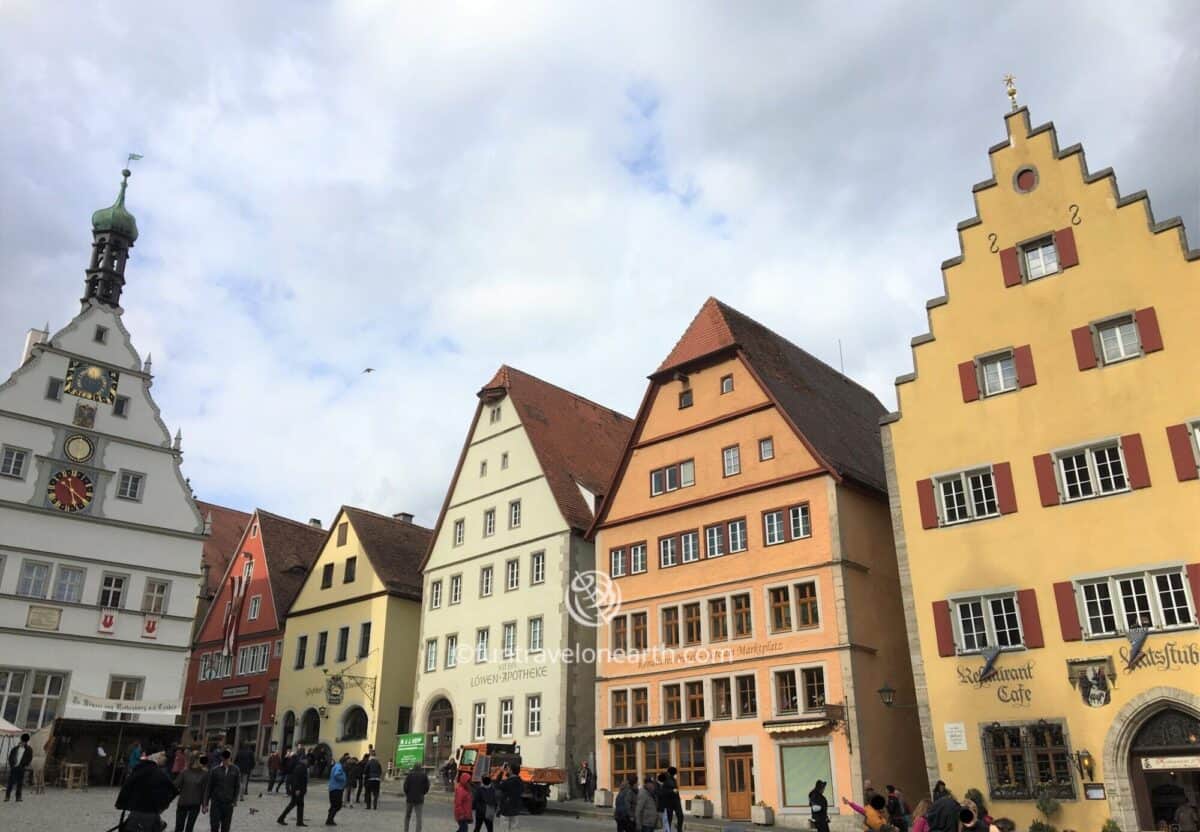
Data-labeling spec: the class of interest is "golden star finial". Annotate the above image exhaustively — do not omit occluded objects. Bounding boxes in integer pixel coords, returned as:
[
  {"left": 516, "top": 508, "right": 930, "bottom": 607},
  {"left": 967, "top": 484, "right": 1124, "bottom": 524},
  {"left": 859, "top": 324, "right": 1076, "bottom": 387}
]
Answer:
[{"left": 1003, "top": 74, "right": 1019, "bottom": 111}]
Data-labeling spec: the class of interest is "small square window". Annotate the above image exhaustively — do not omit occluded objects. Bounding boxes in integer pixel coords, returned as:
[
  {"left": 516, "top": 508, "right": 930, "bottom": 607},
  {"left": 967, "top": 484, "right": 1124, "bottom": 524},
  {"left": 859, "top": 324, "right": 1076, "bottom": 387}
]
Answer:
[
  {"left": 46, "top": 378, "right": 64, "bottom": 401},
  {"left": 979, "top": 352, "right": 1018, "bottom": 396},
  {"left": 112, "top": 395, "right": 130, "bottom": 417},
  {"left": 678, "top": 389, "right": 693, "bottom": 409},
  {"left": 1022, "top": 237, "right": 1059, "bottom": 280},
  {"left": 720, "top": 375, "right": 734, "bottom": 394},
  {"left": 758, "top": 437, "right": 774, "bottom": 461},
  {"left": 94, "top": 326, "right": 109, "bottom": 344},
  {"left": 1096, "top": 317, "right": 1141, "bottom": 365},
  {"left": 1, "top": 446, "right": 29, "bottom": 479},
  {"left": 117, "top": 471, "right": 144, "bottom": 501}
]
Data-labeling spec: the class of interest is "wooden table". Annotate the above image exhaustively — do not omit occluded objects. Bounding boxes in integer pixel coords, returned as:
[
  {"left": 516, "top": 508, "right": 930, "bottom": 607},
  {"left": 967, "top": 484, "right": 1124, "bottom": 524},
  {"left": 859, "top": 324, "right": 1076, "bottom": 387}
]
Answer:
[{"left": 61, "top": 763, "right": 88, "bottom": 790}]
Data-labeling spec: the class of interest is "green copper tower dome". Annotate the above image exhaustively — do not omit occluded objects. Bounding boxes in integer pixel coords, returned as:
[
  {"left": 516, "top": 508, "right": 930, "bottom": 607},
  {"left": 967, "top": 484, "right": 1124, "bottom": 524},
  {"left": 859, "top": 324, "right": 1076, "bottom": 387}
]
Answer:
[{"left": 91, "top": 168, "right": 138, "bottom": 242}]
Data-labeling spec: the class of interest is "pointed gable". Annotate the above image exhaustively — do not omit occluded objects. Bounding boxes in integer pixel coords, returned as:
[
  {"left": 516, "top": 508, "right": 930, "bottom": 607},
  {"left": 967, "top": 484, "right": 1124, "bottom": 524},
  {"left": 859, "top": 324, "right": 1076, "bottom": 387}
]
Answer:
[
  {"left": 657, "top": 297, "right": 739, "bottom": 373},
  {"left": 342, "top": 507, "right": 433, "bottom": 600},
  {"left": 482, "top": 366, "right": 634, "bottom": 532},
  {"left": 195, "top": 500, "right": 252, "bottom": 600},
  {"left": 255, "top": 511, "right": 328, "bottom": 619}
]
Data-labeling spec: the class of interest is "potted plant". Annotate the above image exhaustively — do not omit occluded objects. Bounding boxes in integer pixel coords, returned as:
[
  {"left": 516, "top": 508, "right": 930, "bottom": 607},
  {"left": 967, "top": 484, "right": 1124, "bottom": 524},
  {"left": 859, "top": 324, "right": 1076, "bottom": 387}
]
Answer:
[
  {"left": 752, "top": 801, "right": 776, "bottom": 826},
  {"left": 688, "top": 794, "right": 714, "bottom": 818},
  {"left": 593, "top": 787, "right": 613, "bottom": 807}
]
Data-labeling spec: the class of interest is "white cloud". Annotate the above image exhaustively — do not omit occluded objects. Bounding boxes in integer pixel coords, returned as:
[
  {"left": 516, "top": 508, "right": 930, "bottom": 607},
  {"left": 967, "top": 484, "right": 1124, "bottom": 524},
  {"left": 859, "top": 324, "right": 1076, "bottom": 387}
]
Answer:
[{"left": 1, "top": 1, "right": 1196, "bottom": 525}]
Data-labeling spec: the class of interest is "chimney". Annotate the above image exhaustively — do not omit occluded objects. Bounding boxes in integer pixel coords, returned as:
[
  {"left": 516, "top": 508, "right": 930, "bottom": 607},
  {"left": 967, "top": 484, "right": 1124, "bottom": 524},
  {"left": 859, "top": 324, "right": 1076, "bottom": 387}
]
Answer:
[
  {"left": 393, "top": 512, "right": 414, "bottom": 523},
  {"left": 308, "top": 518, "right": 322, "bottom": 528},
  {"left": 20, "top": 326, "right": 48, "bottom": 365}
]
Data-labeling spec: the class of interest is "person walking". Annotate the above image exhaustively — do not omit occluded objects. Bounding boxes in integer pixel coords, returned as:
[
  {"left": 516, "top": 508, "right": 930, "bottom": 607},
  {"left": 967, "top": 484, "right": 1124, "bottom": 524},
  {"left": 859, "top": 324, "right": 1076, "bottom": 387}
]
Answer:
[
  {"left": 403, "top": 763, "right": 430, "bottom": 832},
  {"left": 498, "top": 765, "right": 525, "bottom": 831},
  {"left": 842, "top": 793, "right": 890, "bottom": 831},
  {"left": 664, "top": 766, "right": 683, "bottom": 832},
  {"left": 174, "top": 753, "right": 210, "bottom": 832},
  {"left": 267, "top": 748, "right": 282, "bottom": 794},
  {"left": 361, "top": 751, "right": 382, "bottom": 810},
  {"left": 473, "top": 774, "right": 498, "bottom": 832},
  {"left": 910, "top": 800, "right": 932, "bottom": 832},
  {"left": 235, "top": 744, "right": 255, "bottom": 800},
  {"left": 277, "top": 748, "right": 309, "bottom": 827},
  {"left": 576, "top": 760, "right": 596, "bottom": 803},
  {"left": 886, "top": 785, "right": 909, "bottom": 832},
  {"left": 352, "top": 755, "right": 366, "bottom": 806},
  {"left": 4, "top": 732, "right": 33, "bottom": 802},
  {"left": 613, "top": 774, "right": 637, "bottom": 832},
  {"left": 635, "top": 777, "right": 659, "bottom": 832},
  {"left": 204, "top": 749, "right": 241, "bottom": 832},
  {"left": 340, "top": 756, "right": 356, "bottom": 808},
  {"left": 325, "top": 754, "right": 348, "bottom": 826},
  {"left": 925, "top": 788, "right": 961, "bottom": 832},
  {"left": 809, "top": 780, "right": 831, "bottom": 832},
  {"left": 454, "top": 772, "right": 474, "bottom": 832},
  {"left": 172, "top": 747, "right": 189, "bottom": 777},
  {"left": 126, "top": 741, "right": 144, "bottom": 782},
  {"left": 116, "top": 748, "right": 180, "bottom": 832}
]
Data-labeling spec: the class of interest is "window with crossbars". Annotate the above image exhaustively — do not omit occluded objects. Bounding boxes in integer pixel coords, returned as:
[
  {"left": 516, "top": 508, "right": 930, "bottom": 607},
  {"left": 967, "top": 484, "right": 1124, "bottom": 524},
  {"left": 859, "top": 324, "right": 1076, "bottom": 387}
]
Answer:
[
  {"left": 677, "top": 734, "right": 706, "bottom": 787},
  {"left": 984, "top": 722, "right": 1075, "bottom": 801},
  {"left": 1021, "top": 237, "right": 1059, "bottom": 280},
  {"left": 1077, "top": 568, "right": 1194, "bottom": 636},
  {"left": 1058, "top": 442, "right": 1127, "bottom": 501},
  {"left": 953, "top": 594, "right": 1023, "bottom": 653},
  {"left": 937, "top": 468, "right": 999, "bottom": 524}
]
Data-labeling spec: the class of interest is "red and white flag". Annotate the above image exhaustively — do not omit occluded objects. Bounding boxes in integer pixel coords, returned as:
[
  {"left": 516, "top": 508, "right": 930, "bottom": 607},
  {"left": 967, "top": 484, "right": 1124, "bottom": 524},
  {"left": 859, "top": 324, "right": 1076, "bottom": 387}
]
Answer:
[{"left": 221, "top": 562, "right": 251, "bottom": 657}]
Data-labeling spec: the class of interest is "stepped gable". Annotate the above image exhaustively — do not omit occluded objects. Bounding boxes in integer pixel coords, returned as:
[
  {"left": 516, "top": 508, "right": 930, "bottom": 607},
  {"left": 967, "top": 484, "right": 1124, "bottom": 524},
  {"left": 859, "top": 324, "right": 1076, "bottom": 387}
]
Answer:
[{"left": 343, "top": 506, "right": 433, "bottom": 601}]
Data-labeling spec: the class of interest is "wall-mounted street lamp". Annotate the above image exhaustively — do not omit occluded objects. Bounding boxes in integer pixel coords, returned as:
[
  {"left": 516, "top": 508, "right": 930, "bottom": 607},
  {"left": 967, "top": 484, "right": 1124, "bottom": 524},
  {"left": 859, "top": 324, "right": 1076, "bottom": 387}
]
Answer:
[
  {"left": 1074, "top": 749, "right": 1095, "bottom": 781},
  {"left": 877, "top": 682, "right": 919, "bottom": 709},
  {"left": 318, "top": 706, "right": 328, "bottom": 719}
]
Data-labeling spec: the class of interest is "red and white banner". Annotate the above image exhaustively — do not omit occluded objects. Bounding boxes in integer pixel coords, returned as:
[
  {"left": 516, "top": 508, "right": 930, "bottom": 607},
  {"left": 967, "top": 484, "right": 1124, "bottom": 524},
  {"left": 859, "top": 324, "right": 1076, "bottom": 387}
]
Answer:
[
  {"left": 141, "top": 615, "right": 160, "bottom": 639},
  {"left": 98, "top": 608, "right": 117, "bottom": 634},
  {"left": 221, "top": 559, "right": 252, "bottom": 656}
]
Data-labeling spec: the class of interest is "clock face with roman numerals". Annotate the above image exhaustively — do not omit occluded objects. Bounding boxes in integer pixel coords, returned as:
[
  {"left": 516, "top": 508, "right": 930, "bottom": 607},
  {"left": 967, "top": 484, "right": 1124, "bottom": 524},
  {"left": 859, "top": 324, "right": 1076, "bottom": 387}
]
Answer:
[
  {"left": 47, "top": 469, "right": 95, "bottom": 512},
  {"left": 64, "top": 359, "right": 120, "bottom": 404}
]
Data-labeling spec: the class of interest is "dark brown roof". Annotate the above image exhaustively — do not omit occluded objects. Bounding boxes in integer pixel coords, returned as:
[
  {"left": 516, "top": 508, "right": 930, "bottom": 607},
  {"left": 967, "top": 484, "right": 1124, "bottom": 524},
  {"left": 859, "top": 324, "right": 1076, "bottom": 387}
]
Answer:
[
  {"left": 195, "top": 500, "right": 252, "bottom": 598},
  {"left": 255, "top": 510, "right": 329, "bottom": 619},
  {"left": 657, "top": 297, "right": 888, "bottom": 492},
  {"left": 343, "top": 506, "right": 433, "bottom": 600},
  {"left": 481, "top": 366, "right": 634, "bottom": 532}
]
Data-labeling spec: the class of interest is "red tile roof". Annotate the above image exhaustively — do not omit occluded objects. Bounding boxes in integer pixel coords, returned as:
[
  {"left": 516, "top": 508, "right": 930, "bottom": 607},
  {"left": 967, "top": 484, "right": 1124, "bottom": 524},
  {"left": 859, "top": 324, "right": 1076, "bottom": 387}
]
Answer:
[
  {"left": 195, "top": 499, "right": 252, "bottom": 599},
  {"left": 655, "top": 297, "right": 888, "bottom": 492},
  {"left": 480, "top": 366, "right": 634, "bottom": 532},
  {"left": 342, "top": 506, "right": 433, "bottom": 601},
  {"left": 255, "top": 511, "right": 329, "bottom": 619}
]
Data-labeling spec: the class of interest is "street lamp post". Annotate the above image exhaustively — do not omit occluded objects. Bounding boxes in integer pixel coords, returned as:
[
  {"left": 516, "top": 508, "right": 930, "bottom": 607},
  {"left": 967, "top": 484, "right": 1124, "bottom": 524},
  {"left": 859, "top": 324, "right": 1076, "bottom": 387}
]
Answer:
[{"left": 877, "top": 682, "right": 918, "bottom": 709}]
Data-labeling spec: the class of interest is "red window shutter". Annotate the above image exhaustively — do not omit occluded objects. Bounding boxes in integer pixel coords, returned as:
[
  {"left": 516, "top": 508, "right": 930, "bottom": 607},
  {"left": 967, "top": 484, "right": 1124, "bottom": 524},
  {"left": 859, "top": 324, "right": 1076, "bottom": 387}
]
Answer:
[
  {"left": 1121, "top": 433, "right": 1152, "bottom": 489},
  {"left": 1053, "top": 581, "right": 1082, "bottom": 642},
  {"left": 1000, "top": 247, "right": 1022, "bottom": 287},
  {"left": 932, "top": 600, "right": 956, "bottom": 657},
  {"left": 1013, "top": 345, "right": 1037, "bottom": 388},
  {"left": 1135, "top": 307, "right": 1164, "bottom": 353},
  {"left": 1166, "top": 424, "right": 1200, "bottom": 481},
  {"left": 1033, "top": 453, "right": 1060, "bottom": 506},
  {"left": 958, "top": 361, "right": 980, "bottom": 403},
  {"left": 1187, "top": 564, "right": 1200, "bottom": 616},
  {"left": 1017, "top": 588, "right": 1044, "bottom": 649},
  {"left": 916, "top": 479, "right": 939, "bottom": 529},
  {"left": 993, "top": 462, "right": 1018, "bottom": 514},
  {"left": 1071, "top": 326, "right": 1098, "bottom": 371},
  {"left": 1055, "top": 227, "right": 1079, "bottom": 269}
]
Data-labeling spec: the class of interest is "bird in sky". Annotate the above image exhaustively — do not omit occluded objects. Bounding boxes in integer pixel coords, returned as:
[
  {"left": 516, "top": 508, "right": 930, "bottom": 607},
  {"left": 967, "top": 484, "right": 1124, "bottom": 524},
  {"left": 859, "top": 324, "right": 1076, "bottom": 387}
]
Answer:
[{"left": 362, "top": 368, "right": 374, "bottom": 374}]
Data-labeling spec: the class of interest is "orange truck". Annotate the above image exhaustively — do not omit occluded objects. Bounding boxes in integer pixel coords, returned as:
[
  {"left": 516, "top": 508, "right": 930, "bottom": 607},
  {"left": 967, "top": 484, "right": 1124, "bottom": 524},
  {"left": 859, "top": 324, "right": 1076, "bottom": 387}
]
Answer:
[{"left": 451, "top": 742, "right": 566, "bottom": 814}]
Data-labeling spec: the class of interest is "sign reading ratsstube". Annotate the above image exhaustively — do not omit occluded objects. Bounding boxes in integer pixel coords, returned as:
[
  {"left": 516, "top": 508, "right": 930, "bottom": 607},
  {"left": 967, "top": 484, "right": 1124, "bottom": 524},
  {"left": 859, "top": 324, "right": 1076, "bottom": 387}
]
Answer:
[{"left": 394, "top": 733, "right": 425, "bottom": 770}]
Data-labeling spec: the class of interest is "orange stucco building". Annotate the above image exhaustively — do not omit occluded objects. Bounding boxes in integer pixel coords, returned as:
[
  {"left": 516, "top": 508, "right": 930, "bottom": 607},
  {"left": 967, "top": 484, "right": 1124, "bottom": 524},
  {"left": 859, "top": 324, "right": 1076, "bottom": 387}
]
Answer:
[{"left": 591, "top": 299, "right": 925, "bottom": 826}]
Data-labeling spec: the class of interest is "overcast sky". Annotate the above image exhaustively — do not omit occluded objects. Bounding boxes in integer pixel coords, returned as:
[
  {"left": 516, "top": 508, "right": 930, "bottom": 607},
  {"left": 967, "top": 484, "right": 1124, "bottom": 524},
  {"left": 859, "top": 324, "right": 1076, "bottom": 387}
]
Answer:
[{"left": 2, "top": 2, "right": 1197, "bottom": 527}]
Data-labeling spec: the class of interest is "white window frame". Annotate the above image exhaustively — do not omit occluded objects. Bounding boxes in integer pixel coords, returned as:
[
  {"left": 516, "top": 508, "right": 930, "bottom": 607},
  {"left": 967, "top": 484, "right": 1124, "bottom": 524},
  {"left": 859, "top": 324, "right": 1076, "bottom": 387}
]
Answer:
[
  {"left": 500, "top": 698, "right": 514, "bottom": 737},
  {"left": 52, "top": 565, "right": 86, "bottom": 603},
  {"left": 705, "top": 525, "right": 725, "bottom": 558},
  {"left": 722, "top": 445, "right": 741, "bottom": 477},
  {"left": 0, "top": 445, "right": 30, "bottom": 479},
  {"left": 1055, "top": 440, "right": 1129, "bottom": 503},
  {"left": 475, "top": 627, "right": 490, "bottom": 663},
  {"left": 979, "top": 351, "right": 1018, "bottom": 397},
  {"left": 1075, "top": 566, "right": 1196, "bottom": 638},
  {"left": 1094, "top": 315, "right": 1141, "bottom": 365},
  {"left": 728, "top": 519, "right": 748, "bottom": 553},
  {"left": 763, "top": 511, "right": 785, "bottom": 546},
  {"left": 247, "top": 595, "right": 261, "bottom": 621},
  {"left": 950, "top": 591, "right": 1024, "bottom": 654},
  {"left": 758, "top": 437, "right": 774, "bottom": 461},
  {"left": 430, "top": 579, "right": 443, "bottom": 609},
  {"left": 530, "top": 551, "right": 545, "bottom": 584},
  {"left": 526, "top": 694, "right": 542, "bottom": 735},
  {"left": 445, "top": 634, "right": 458, "bottom": 668},
  {"left": 659, "top": 537, "right": 677, "bottom": 568},
  {"left": 680, "top": 531, "right": 699, "bottom": 564},
  {"left": 141, "top": 578, "right": 171, "bottom": 614},
  {"left": 424, "top": 639, "right": 438, "bottom": 673},
  {"left": 480, "top": 566, "right": 494, "bottom": 597},
  {"left": 236, "top": 643, "right": 270, "bottom": 676},
  {"left": 528, "top": 616, "right": 544, "bottom": 652},
  {"left": 501, "top": 452, "right": 509, "bottom": 470},
  {"left": 508, "top": 500, "right": 521, "bottom": 529},
  {"left": 610, "top": 548, "right": 627, "bottom": 578},
  {"left": 502, "top": 621, "right": 517, "bottom": 659},
  {"left": 483, "top": 508, "right": 496, "bottom": 537},
  {"left": 789, "top": 504, "right": 812, "bottom": 539},
  {"left": 473, "top": 702, "right": 487, "bottom": 741},
  {"left": 1021, "top": 235, "right": 1059, "bottom": 280},
  {"left": 720, "top": 374, "right": 734, "bottom": 394},
  {"left": 98, "top": 572, "right": 127, "bottom": 609},
  {"left": 18, "top": 560, "right": 52, "bottom": 599},
  {"left": 505, "top": 558, "right": 520, "bottom": 591},
  {"left": 116, "top": 470, "right": 145, "bottom": 501},
  {"left": 453, "top": 519, "right": 465, "bottom": 547},
  {"left": 630, "top": 543, "right": 647, "bottom": 574},
  {"left": 935, "top": 466, "right": 1000, "bottom": 524},
  {"left": 449, "top": 574, "right": 462, "bottom": 605}
]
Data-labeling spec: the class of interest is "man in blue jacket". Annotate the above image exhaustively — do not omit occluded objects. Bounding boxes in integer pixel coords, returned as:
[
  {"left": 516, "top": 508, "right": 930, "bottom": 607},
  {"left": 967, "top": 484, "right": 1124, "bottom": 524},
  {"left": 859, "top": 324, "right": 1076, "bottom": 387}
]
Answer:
[{"left": 326, "top": 754, "right": 349, "bottom": 826}]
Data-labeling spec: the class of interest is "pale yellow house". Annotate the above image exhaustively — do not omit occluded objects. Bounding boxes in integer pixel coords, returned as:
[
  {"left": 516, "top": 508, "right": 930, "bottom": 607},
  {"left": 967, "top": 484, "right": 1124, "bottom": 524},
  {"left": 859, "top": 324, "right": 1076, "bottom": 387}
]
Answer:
[{"left": 275, "top": 506, "right": 431, "bottom": 761}]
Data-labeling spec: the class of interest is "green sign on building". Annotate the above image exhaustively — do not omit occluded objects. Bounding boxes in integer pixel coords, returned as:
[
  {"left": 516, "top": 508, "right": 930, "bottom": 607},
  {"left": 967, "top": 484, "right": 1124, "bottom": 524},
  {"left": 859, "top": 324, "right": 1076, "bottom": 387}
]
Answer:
[{"left": 394, "top": 733, "right": 425, "bottom": 771}]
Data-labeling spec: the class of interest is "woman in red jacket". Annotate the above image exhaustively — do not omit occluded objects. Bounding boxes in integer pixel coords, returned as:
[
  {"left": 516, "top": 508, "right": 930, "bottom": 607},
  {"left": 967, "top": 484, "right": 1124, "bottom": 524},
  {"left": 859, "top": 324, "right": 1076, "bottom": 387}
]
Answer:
[{"left": 455, "top": 772, "right": 474, "bottom": 832}]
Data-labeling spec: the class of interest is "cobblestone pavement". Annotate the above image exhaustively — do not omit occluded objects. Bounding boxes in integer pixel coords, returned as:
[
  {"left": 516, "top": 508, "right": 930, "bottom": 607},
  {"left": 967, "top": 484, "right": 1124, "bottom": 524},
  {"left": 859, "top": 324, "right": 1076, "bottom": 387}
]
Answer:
[{"left": 0, "top": 785, "right": 623, "bottom": 832}]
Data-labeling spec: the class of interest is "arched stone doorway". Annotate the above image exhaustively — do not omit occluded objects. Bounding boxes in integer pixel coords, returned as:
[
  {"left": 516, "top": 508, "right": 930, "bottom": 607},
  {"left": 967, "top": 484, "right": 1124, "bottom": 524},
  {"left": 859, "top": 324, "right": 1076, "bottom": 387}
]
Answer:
[
  {"left": 282, "top": 711, "right": 296, "bottom": 750},
  {"left": 342, "top": 706, "right": 369, "bottom": 742},
  {"left": 299, "top": 708, "right": 321, "bottom": 746},
  {"left": 1104, "top": 687, "right": 1200, "bottom": 831},
  {"left": 425, "top": 698, "right": 455, "bottom": 767}
]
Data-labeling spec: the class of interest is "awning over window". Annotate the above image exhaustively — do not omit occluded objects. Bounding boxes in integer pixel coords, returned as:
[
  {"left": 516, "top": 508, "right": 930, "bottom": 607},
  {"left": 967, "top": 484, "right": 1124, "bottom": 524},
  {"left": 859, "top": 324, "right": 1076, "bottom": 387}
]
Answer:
[{"left": 763, "top": 720, "right": 829, "bottom": 735}]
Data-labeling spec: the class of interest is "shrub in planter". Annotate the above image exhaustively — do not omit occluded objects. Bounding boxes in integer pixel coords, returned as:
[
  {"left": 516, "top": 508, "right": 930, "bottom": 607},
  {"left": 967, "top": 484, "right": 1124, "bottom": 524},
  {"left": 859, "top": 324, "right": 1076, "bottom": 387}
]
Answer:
[{"left": 1100, "top": 820, "right": 1121, "bottom": 832}]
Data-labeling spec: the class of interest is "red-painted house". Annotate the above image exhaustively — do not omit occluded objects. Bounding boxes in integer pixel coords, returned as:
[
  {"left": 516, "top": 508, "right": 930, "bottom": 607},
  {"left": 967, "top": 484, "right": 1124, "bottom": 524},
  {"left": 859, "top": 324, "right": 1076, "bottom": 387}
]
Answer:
[{"left": 184, "top": 509, "right": 326, "bottom": 760}]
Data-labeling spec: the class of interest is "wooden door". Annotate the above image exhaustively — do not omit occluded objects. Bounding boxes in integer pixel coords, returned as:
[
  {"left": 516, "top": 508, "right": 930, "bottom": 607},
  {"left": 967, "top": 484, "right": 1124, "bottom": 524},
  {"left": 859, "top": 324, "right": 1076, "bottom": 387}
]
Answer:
[{"left": 722, "top": 751, "right": 754, "bottom": 820}]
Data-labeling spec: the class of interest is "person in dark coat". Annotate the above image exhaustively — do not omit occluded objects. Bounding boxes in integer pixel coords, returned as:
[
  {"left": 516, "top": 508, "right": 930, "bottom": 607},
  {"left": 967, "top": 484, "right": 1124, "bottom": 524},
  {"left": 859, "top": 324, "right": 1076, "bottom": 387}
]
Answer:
[
  {"left": 403, "top": 764, "right": 431, "bottom": 832},
  {"left": 204, "top": 750, "right": 241, "bottom": 832},
  {"left": 234, "top": 745, "right": 255, "bottom": 799},
  {"left": 663, "top": 766, "right": 683, "bottom": 832},
  {"left": 497, "top": 765, "right": 525, "bottom": 829},
  {"left": 614, "top": 774, "right": 638, "bottom": 832},
  {"left": 5, "top": 733, "right": 34, "bottom": 802},
  {"left": 362, "top": 752, "right": 383, "bottom": 810},
  {"left": 925, "top": 789, "right": 962, "bottom": 832},
  {"left": 174, "top": 753, "right": 210, "bottom": 832},
  {"left": 809, "top": 779, "right": 831, "bottom": 832},
  {"left": 277, "top": 748, "right": 309, "bottom": 827},
  {"left": 267, "top": 748, "right": 282, "bottom": 794},
  {"left": 116, "top": 750, "right": 180, "bottom": 832},
  {"left": 473, "top": 774, "right": 499, "bottom": 832},
  {"left": 635, "top": 777, "right": 659, "bottom": 832}
]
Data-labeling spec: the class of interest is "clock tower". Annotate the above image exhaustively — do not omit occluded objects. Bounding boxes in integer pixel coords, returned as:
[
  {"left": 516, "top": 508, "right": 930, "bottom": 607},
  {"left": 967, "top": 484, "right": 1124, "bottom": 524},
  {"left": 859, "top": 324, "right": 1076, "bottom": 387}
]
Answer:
[{"left": 0, "top": 169, "right": 206, "bottom": 742}]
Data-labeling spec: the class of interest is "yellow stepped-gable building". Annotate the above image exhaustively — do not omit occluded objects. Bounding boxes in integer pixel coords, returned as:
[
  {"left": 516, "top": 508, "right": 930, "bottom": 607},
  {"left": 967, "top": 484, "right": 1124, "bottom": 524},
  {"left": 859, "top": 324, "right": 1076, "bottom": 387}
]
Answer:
[
  {"left": 274, "top": 506, "right": 431, "bottom": 762},
  {"left": 882, "top": 103, "right": 1200, "bottom": 832}
]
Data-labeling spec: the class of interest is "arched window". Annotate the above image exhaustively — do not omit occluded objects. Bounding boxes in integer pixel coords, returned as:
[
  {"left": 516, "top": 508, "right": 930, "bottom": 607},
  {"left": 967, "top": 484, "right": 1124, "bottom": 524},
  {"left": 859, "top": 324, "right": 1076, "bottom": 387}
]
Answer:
[
  {"left": 342, "top": 707, "right": 369, "bottom": 741},
  {"left": 282, "top": 711, "right": 296, "bottom": 749},
  {"left": 300, "top": 708, "right": 320, "bottom": 745}
]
